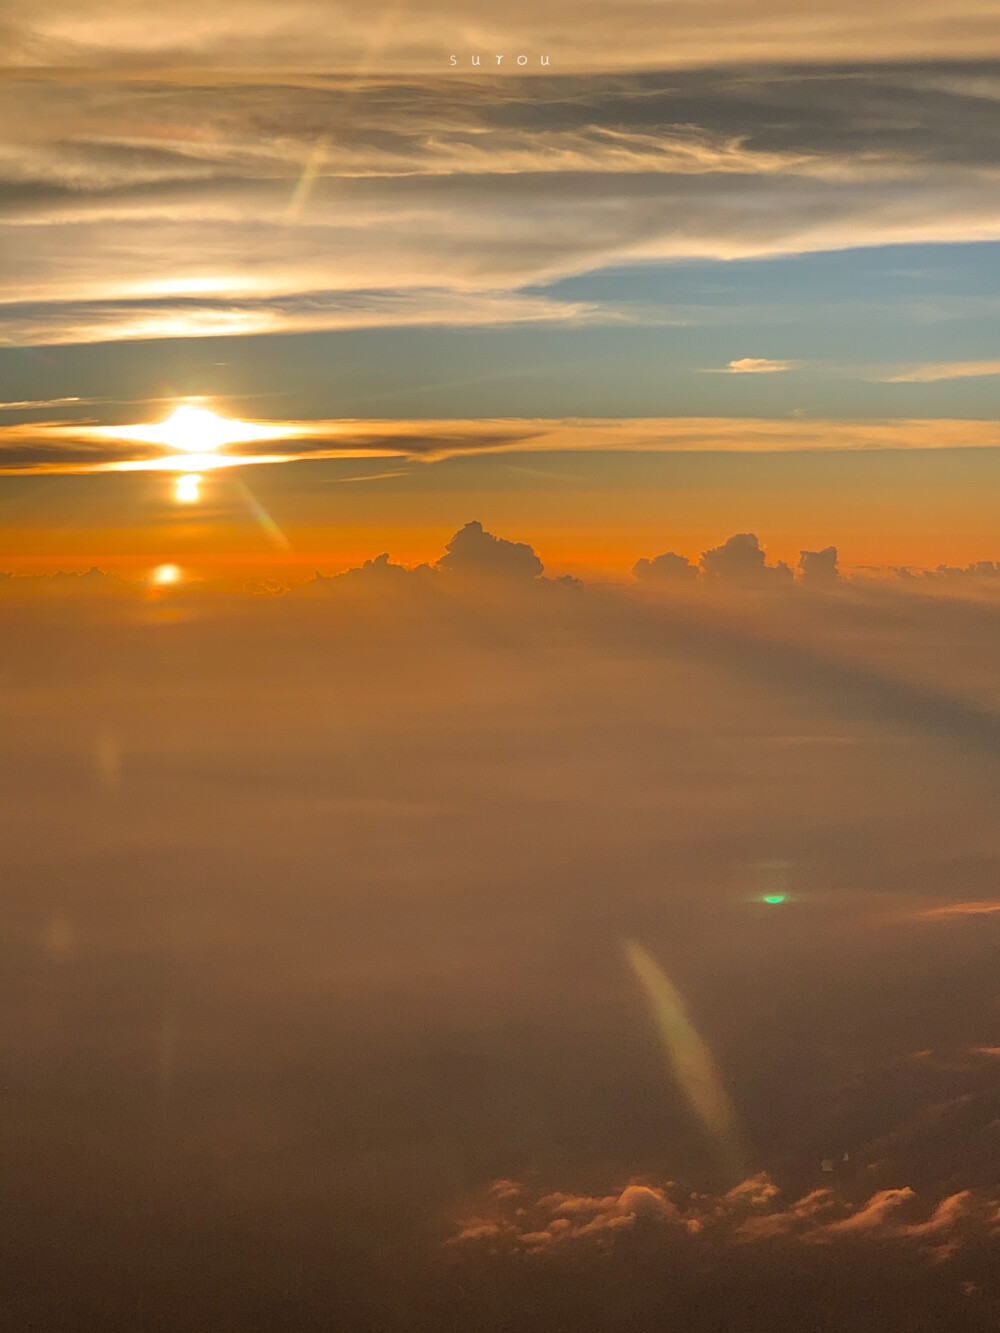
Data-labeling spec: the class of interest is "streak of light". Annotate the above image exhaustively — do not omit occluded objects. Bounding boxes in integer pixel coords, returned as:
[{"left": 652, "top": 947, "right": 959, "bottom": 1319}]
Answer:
[
  {"left": 625, "top": 940, "right": 746, "bottom": 1180},
  {"left": 231, "top": 476, "right": 291, "bottom": 549},
  {"left": 285, "top": 133, "right": 330, "bottom": 219},
  {"left": 93, "top": 729, "right": 122, "bottom": 789}
]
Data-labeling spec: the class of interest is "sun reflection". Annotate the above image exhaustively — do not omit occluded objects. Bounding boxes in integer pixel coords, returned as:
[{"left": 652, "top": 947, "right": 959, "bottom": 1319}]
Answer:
[
  {"left": 151, "top": 563, "right": 181, "bottom": 585},
  {"left": 174, "top": 473, "right": 202, "bottom": 503}
]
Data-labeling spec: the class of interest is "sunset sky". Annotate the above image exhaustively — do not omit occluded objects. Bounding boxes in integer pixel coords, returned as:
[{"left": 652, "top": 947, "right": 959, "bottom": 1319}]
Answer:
[
  {"left": 3, "top": 2, "right": 1000, "bottom": 575},
  {"left": 7, "top": 7, "right": 1000, "bottom": 1332}
]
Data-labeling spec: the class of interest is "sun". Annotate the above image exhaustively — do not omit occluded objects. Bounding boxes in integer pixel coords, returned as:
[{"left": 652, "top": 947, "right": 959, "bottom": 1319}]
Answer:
[
  {"left": 132, "top": 404, "right": 273, "bottom": 454},
  {"left": 98, "top": 402, "right": 293, "bottom": 466},
  {"left": 93, "top": 401, "right": 299, "bottom": 497}
]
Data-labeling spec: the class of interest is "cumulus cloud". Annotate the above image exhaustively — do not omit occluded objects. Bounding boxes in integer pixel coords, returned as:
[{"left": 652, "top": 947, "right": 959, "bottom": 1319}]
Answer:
[
  {"left": 897, "top": 559, "right": 1000, "bottom": 582},
  {"left": 635, "top": 542, "right": 839, "bottom": 588},
  {"left": 799, "top": 546, "right": 840, "bottom": 587},
  {"left": 633, "top": 551, "right": 699, "bottom": 584},
  {"left": 700, "top": 533, "right": 794, "bottom": 586},
  {"left": 437, "top": 521, "right": 544, "bottom": 580},
  {"left": 451, "top": 1171, "right": 997, "bottom": 1261}
]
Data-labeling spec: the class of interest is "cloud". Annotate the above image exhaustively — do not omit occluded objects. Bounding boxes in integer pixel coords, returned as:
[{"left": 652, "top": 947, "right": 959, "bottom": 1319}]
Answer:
[
  {"left": 898, "top": 560, "right": 1000, "bottom": 581},
  {"left": 633, "top": 551, "right": 699, "bottom": 584},
  {"left": 437, "top": 521, "right": 544, "bottom": 580},
  {"left": 911, "top": 901, "right": 1000, "bottom": 919},
  {"left": 0, "top": 396, "right": 87, "bottom": 410},
  {"left": 3, "top": 415, "right": 1000, "bottom": 476},
  {"left": 3, "top": 64, "right": 1000, "bottom": 343},
  {"left": 6, "top": 1, "right": 1000, "bottom": 74},
  {"left": 799, "top": 547, "right": 841, "bottom": 587},
  {"left": 0, "top": 289, "right": 613, "bottom": 347},
  {"left": 718, "top": 358, "right": 796, "bottom": 374},
  {"left": 450, "top": 1171, "right": 997, "bottom": 1259},
  {"left": 700, "top": 533, "right": 794, "bottom": 586},
  {"left": 878, "top": 360, "right": 1000, "bottom": 383}
]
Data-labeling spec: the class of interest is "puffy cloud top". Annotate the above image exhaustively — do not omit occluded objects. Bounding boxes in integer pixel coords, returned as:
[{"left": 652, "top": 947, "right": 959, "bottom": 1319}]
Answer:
[
  {"left": 633, "top": 551, "right": 698, "bottom": 583},
  {"left": 799, "top": 546, "right": 840, "bottom": 586},
  {"left": 700, "top": 533, "right": 794, "bottom": 586},
  {"left": 437, "top": 521, "right": 544, "bottom": 580}
]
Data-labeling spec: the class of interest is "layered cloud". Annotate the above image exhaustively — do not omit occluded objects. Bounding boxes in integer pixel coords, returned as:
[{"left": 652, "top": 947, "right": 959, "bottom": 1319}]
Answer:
[
  {"left": 6, "top": 1, "right": 1000, "bottom": 73},
  {"left": 3, "top": 415, "right": 1000, "bottom": 475},
  {"left": 8, "top": 509, "right": 1000, "bottom": 1324},
  {"left": 878, "top": 359, "right": 1000, "bottom": 383},
  {"left": 2, "top": 62, "right": 1000, "bottom": 343}
]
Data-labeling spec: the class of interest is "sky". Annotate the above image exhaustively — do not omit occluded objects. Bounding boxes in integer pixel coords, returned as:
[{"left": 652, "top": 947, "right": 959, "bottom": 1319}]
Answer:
[
  {"left": 6, "top": 5, "right": 1000, "bottom": 1330},
  {"left": 2, "top": 7, "right": 1000, "bottom": 574}
]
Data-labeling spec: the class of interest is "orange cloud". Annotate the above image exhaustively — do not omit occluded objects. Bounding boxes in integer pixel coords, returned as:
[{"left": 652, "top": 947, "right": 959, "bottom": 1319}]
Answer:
[{"left": 2, "top": 416, "right": 1000, "bottom": 476}]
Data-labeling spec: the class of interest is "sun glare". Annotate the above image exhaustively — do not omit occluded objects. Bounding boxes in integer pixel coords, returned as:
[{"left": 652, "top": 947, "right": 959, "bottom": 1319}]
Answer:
[
  {"left": 151, "top": 563, "right": 181, "bottom": 585},
  {"left": 98, "top": 403, "right": 294, "bottom": 469},
  {"left": 175, "top": 473, "right": 202, "bottom": 503},
  {"left": 148, "top": 405, "right": 261, "bottom": 454}
]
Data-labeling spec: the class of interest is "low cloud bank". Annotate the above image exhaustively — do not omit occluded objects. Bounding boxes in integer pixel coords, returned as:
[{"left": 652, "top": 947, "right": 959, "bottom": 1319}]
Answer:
[{"left": 451, "top": 1171, "right": 997, "bottom": 1260}]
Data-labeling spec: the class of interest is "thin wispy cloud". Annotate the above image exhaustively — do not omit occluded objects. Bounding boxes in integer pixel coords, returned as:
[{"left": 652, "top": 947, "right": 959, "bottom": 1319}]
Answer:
[
  {"left": 7, "top": 0, "right": 1000, "bottom": 73},
  {"left": 2, "top": 415, "right": 999, "bottom": 475},
  {"left": 878, "top": 359, "right": 1000, "bottom": 383},
  {"left": 0, "top": 396, "right": 87, "bottom": 410},
  {"left": 3, "top": 66, "right": 1000, "bottom": 345},
  {"left": 911, "top": 900, "right": 1000, "bottom": 919}
]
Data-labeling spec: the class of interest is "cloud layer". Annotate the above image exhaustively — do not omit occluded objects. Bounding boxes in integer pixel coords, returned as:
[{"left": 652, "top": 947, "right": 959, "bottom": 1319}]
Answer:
[
  {"left": 2, "top": 415, "right": 999, "bottom": 475},
  {"left": 2, "top": 61, "right": 1000, "bottom": 343},
  {"left": 7, "top": 1, "right": 1000, "bottom": 73},
  {"left": 8, "top": 522, "right": 1000, "bottom": 1326}
]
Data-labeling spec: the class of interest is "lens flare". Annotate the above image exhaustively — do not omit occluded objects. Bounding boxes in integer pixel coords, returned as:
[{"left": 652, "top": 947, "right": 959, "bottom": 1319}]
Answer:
[
  {"left": 174, "top": 473, "right": 202, "bottom": 503},
  {"left": 625, "top": 940, "right": 745, "bottom": 1180}
]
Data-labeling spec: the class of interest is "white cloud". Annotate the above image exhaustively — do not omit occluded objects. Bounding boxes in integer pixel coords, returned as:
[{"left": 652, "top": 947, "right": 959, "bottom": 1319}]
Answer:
[{"left": 719, "top": 358, "right": 797, "bottom": 374}]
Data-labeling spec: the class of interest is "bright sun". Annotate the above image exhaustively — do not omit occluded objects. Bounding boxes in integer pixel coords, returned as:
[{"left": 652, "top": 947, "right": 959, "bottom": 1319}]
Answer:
[
  {"left": 141, "top": 405, "right": 267, "bottom": 454},
  {"left": 93, "top": 403, "right": 302, "bottom": 502},
  {"left": 99, "top": 403, "right": 292, "bottom": 465}
]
